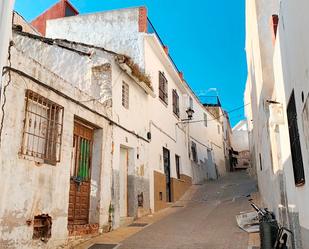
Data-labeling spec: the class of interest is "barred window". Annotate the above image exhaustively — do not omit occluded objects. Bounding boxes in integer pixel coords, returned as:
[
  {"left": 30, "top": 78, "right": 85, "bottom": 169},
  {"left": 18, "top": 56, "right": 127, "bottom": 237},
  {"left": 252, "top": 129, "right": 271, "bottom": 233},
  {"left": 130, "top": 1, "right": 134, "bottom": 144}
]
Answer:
[
  {"left": 21, "top": 90, "right": 64, "bottom": 165},
  {"left": 159, "top": 71, "right": 168, "bottom": 104},
  {"left": 287, "top": 90, "right": 305, "bottom": 186},
  {"left": 122, "top": 82, "right": 129, "bottom": 109},
  {"left": 172, "top": 89, "right": 179, "bottom": 117}
]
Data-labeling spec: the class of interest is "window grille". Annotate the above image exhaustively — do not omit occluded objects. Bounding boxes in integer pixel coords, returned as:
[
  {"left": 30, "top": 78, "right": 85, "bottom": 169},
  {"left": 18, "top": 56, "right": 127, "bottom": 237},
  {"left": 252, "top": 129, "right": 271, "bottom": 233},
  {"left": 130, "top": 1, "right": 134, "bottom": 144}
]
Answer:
[
  {"left": 191, "top": 141, "right": 198, "bottom": 163},
  {"left": 172, "top": 89, "right": 179, "bottom": 117},
  {"left": 21, "top": 90, "right": 64, "bottom": 164},
  {"left": 159, "top": 72, "right": 168, "bottom": 104},
  {"left": 122, "top": 82, "right": 129, "bottom": 109},
  {"left": 175, "top": 155, "right": 181, "bottom": 179},
  {"left": 287, "top": 90, "right": 305, "bottom": 186}
]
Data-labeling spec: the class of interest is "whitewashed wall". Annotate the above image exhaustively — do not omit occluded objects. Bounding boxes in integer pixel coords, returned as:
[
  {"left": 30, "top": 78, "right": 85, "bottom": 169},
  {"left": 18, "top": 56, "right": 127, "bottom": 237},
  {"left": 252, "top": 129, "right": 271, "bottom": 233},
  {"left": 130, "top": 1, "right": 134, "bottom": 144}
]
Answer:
[
  {"left": 0, "top": 47, "right": 112, "bottom": 249},
  {"left": 232, "top": 120, "right": 249, "bottom": 152},
  {"left": 245, "top": 0, "right": 309, "bottom": 247},
  {"left": 0, "top": 0, "right": 14, "bottom": 87},
  {"left": 46, "top": 6, "right": 227, "bottom": 212},
  {"left": 272, "top": 0, "right": 309, "bottom": 246}
]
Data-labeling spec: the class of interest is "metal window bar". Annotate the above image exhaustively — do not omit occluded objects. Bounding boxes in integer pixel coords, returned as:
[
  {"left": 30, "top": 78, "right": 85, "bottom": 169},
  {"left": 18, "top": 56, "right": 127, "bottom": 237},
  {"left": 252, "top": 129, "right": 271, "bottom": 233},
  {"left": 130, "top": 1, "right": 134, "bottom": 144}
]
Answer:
[
  {"left": 122, "top": 82, "right": 129, "bottom": 109},
  {"left": 21, "top": 90, "right": 64, "bottom": 164},
  {"left": 287, "top": 91, "right": 305, "bottom": 185}
]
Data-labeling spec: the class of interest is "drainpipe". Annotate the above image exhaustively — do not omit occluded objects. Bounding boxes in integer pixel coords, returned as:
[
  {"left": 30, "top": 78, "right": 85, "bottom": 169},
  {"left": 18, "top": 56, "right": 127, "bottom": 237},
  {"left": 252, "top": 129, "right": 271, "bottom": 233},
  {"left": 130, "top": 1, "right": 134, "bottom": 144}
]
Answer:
[{"left": 0, "top": 0, "right": 14, "bottom": 93}]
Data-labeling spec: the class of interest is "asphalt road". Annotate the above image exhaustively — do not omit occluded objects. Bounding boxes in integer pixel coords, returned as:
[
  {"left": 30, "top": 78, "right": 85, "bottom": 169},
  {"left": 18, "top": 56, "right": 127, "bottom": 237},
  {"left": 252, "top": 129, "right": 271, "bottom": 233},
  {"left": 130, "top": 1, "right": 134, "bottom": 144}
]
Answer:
[{"left": 117, "top": 171, "right": 257, "bottom": 249}]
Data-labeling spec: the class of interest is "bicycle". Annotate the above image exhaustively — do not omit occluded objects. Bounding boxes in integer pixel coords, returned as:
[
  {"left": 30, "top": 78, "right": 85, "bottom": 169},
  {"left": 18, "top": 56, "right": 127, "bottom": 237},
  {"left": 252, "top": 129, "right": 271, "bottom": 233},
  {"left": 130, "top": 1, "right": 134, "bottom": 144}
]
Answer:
[{"left": 248, "top": 198, "right": 292, "bottom": 249}]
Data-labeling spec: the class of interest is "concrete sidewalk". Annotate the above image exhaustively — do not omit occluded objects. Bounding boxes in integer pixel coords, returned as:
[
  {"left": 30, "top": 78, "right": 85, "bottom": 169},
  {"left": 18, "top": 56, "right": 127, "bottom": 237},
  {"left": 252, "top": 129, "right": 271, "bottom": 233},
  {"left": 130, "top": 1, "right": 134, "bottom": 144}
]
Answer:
[{"left": 70, "top": 171, "right": 258, "bottom": 249}]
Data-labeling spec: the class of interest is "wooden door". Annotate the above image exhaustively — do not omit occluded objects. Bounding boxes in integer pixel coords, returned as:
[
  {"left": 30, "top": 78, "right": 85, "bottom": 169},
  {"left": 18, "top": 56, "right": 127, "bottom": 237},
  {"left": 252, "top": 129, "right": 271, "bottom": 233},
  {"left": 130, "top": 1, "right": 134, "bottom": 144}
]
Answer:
[
  {"left": 163, "top": 148, "right": 171, "bottom": 202},
  {"left": 68, "top": 121, "right": 93, "bottom": 225}
]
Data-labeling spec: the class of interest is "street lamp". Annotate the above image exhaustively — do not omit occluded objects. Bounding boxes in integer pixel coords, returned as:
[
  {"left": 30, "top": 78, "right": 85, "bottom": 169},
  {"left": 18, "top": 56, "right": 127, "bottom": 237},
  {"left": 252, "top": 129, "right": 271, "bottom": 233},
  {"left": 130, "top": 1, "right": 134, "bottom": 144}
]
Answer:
[
  {"left": 186, "top": 108, "right": 194, "bottom": 120},
  {"left": 179, "top": 107, "right": 194, "bottom": 122}
]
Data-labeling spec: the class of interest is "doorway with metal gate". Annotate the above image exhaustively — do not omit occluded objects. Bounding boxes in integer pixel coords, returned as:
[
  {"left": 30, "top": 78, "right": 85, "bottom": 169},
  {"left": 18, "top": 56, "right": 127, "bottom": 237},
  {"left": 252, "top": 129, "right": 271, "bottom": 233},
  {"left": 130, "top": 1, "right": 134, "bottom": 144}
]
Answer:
[
  {"left": 68, "top": 120, "right": 94, "bottom": 225},
  {"left": 163, "top": 147, "right": 171, "bottom": 202}
]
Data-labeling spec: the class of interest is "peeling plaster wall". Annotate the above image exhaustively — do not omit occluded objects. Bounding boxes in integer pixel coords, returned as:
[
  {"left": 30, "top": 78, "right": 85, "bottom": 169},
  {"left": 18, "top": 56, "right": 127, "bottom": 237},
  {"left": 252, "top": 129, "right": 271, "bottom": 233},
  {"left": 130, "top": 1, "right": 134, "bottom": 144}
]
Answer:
[
  {"left": 0, "top": 48, "right": 113, "bottom": 248},
  {"left": 12, "top": 33, "right": 113, "bottom": 104},
  {"left": 46, "top": 8, "right": 145, "bottom": 69},
  {"left": 10, "top": 30, "right": 153, "bottom": 236}
]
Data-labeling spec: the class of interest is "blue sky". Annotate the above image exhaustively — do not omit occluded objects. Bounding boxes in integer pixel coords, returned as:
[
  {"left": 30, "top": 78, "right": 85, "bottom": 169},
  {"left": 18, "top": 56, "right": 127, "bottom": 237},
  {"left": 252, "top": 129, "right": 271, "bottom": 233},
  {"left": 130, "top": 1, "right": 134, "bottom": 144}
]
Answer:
[{"left": 14, "top": 0, "right": 247, "bottom": 126}]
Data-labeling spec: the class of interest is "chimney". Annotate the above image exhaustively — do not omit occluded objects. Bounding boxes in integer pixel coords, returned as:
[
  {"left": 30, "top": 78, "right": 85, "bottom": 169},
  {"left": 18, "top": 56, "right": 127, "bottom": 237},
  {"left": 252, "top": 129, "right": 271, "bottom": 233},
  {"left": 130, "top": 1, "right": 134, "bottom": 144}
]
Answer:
[
  {"left": 31, "top": 0, "right": 79, "bottom": 36},
  {"left": 179, "top": 72, "right": 184, "bottom": 81}
]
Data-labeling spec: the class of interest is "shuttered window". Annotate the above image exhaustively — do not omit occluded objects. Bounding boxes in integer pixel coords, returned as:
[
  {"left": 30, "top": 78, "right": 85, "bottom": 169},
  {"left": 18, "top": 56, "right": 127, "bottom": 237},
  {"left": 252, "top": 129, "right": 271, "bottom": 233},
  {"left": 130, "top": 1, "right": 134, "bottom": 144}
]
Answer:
[
  {"left": 159, "top": 72, "right": 168, "bottom": 104},
  {"left": 287, "top": 90, "right": 305, "bottom": 186},
  {"left": 172, "top": 89, "right": 179, "bottom": 117}
]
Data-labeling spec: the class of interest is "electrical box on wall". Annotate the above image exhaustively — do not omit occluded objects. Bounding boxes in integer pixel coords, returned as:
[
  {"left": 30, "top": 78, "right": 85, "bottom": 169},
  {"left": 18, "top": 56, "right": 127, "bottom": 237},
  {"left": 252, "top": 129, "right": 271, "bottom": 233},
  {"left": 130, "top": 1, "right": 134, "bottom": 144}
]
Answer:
[{"left": 269, "top": 103, "right": 285, "bottom": 125}]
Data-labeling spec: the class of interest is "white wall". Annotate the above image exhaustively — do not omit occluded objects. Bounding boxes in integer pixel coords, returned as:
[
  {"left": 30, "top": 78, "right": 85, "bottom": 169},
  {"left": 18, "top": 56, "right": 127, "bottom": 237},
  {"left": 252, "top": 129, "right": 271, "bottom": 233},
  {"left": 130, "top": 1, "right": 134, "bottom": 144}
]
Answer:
[
  {"left": 0, "top": 47, "right": 112, "bottom": 248},
  {"left": 46, "top": 8, "right": 145, "bottom": 68},
  {"left": 272, "top": 1, "right": 309, "bottom": 246},
  {"left": 0, "top": 0, "right": 14, "bottom": 87},
  {"left": 245, "top": 0, "right": 309, "bottom": 247},
  {"left": 232, "top": 120, "right": 249, "bottom": 152},
  {"left": 45, "top": 7, "right": 228, "bottom": 202}
]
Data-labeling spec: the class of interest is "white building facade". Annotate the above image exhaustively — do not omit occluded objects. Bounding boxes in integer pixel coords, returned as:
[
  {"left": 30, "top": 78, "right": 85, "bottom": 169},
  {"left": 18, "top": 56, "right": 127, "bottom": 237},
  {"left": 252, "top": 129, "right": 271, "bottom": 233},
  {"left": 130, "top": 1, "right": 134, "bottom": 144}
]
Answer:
[
  {"left": 0, "top": 4, "right": 230, "bottom": 248},
  {"left": 245, "top": 0, "right": 309, "bottom": 248}
]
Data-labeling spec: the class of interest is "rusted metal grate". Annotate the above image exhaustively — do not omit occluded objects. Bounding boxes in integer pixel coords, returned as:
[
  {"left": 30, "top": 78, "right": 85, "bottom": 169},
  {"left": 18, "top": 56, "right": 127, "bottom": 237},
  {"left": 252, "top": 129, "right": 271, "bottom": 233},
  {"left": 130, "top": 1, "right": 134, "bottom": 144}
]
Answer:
[{"left": 21, "top": 90, "right": 64, "bottom": 165}]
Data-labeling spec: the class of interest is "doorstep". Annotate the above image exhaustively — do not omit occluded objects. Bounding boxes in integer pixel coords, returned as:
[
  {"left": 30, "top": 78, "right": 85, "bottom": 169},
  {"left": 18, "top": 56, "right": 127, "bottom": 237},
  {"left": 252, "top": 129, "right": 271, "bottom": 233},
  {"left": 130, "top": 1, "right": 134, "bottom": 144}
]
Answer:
[
  {"left": 248, "top": 232, "right": 260, "bottom": 249},
  {"left": 68, "top": 223, "right": 99, "bottom": 237}
]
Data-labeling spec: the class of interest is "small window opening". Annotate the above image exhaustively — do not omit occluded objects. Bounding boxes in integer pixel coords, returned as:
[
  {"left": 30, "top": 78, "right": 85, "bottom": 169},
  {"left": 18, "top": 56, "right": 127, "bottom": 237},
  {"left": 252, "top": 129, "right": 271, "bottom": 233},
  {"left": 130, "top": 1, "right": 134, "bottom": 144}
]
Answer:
[
  {"left": 271, "top": 14, "right": 279, "bottom": 44},
  {"left": 33, "top": 214, "right": 52, "bottom": 242},
  {"left": 122, "top": 82, "right": 129, "bottom": 109},
  {"left": 159, "top": 192, "right": 163, "bottom": 201},
  {"left": 138, "top": 192, "right": 144, "bottom": 207},
  {"left": 259, "top": 153, "right": 263, "bottom": 171}
]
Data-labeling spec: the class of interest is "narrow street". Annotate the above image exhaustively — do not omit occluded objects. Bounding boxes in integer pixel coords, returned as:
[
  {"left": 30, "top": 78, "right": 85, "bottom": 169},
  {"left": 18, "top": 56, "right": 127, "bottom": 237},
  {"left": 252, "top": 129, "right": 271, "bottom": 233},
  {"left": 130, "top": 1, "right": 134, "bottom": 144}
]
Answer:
[{"left": 86, "top": 171, "right": 257, "bottom": 249}]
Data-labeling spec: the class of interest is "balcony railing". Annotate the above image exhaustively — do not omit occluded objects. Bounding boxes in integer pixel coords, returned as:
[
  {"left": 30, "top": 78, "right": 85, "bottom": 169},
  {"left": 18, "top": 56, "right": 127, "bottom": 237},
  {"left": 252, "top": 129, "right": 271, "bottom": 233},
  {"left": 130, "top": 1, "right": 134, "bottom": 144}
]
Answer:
[{"left": 147, "top": 18, "right": 181, "bottom": 74}]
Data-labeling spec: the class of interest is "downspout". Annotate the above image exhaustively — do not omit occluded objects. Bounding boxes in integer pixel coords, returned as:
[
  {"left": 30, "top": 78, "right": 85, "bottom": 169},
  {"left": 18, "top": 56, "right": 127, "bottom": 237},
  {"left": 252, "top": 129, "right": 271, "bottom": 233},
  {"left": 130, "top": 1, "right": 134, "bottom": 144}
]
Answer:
[{"left": 0, "top": 0, "right": 14, "bottom": 93}]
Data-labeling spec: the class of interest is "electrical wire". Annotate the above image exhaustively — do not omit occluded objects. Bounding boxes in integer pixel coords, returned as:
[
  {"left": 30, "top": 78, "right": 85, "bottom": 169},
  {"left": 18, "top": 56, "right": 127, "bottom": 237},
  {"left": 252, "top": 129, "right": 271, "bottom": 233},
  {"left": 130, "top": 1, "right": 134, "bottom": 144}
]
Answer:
[
  {"left": 0, "top": 41, "right": 13, "bottom": 148},
  {"left": 183, "top": 103, "right": 250, "bottom": 124}
]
